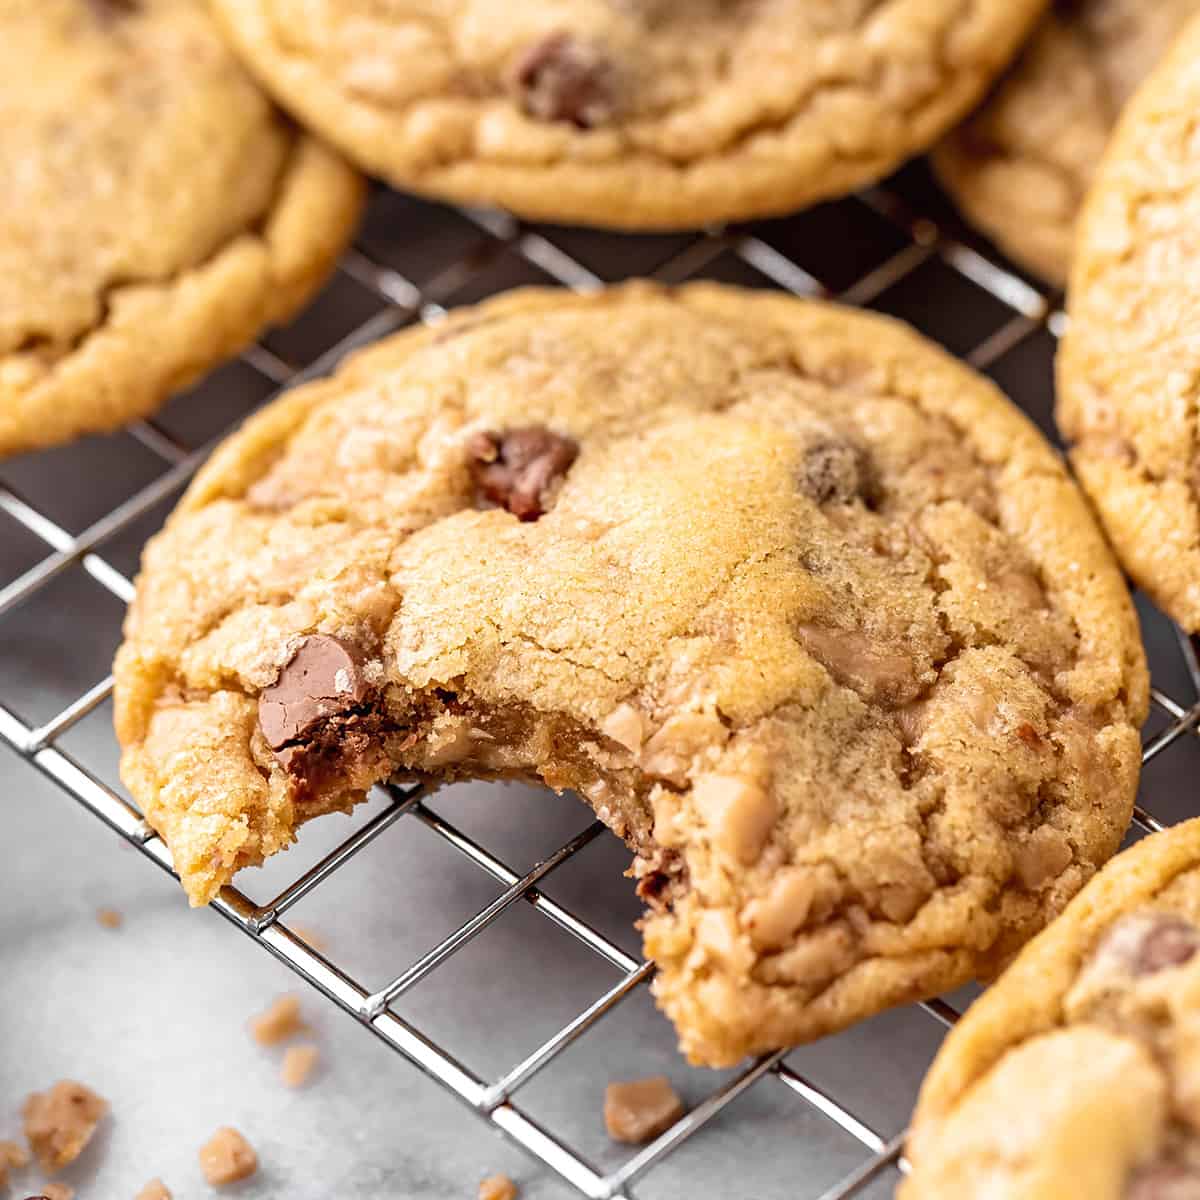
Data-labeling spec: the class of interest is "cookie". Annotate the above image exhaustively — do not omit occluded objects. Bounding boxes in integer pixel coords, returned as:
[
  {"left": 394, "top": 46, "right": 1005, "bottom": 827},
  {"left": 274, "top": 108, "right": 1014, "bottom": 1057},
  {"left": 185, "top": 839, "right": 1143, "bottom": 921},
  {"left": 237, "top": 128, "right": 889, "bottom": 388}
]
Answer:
[
  {"left": 903, "top": 820, "right": 1200, "bottom": 1199},
  {"left": 113, "top": 283, "right": 1147, "bottom": 1067},
  {"left": 207, "top": 1, "right": 1046, "bottom": 230},
  {"left": 0, "top": 0, "right": 365, "bottom": 459},
  {"left": 933, "top": 0, "right": 1199, "bottom": 285},
  {"left": 1057, "top": 14, "right": 1200, "bottom": 632}
]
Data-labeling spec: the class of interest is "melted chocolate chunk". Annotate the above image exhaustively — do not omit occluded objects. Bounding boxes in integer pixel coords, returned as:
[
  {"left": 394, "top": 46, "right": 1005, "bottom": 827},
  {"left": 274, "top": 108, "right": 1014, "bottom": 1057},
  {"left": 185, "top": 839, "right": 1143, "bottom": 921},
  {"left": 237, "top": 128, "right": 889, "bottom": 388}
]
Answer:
[
  {"left": 1133, "top": 914, "right": 1200, "bottom": 975},
  {"left": 259, "top": 636, "right": 376, "bottom": 773},
  {"left": 1127, "top": 1162, "right": 1200, "bottom": 1200},
  {"left": 84, "top": 0, "right": 139, "bottom": 20},
  {"left": 467, "top": 427, "right": 579, "bottom": 521},
  {"left": 1093, "top": 911, "right": 1200, "bottom": 978},
  {"left": 514, "top": 33, "right": 616, "bottom": 128},
  {"left": 635, "top": 849, "right": 687, "bottom": 915},
  {"left": 799, "top": 439, "right": 872, "bottom": 505}
]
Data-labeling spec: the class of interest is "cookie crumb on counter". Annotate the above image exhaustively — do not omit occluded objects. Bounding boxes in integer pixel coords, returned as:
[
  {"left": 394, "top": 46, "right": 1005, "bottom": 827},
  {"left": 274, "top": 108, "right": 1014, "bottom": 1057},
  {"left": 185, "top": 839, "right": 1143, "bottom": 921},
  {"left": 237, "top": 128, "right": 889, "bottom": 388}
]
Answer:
[
  {"left": 23, "top": 1081, "right": 109, "bottom": 1172},
  {"left": 249, "top": 994, "right": 304, "bottom": 1046},
  {"left": 604, "top": 1077, "right": 684, "bottom": 1144},
  {"left": 95, "top": 908, "right": 123, "bottom": 930},
  {"left": 280, "top": 1044, "right": 319, "bottom": 1089},
  {"left": 0, "top": 1138, "right": 29, "bottom": 1188},
  {"left": 134, "top": 1179, "right": 171, "bottom": 1200},
  {"left": 39, "top": 1183, "right": 75, "bottom": 1200},
  {"left": 478, "top": 1174, "right": 518, "bottom": 1200},
  {"left": 198, "top": 1127, "right": 257, "bottom": 1186}
]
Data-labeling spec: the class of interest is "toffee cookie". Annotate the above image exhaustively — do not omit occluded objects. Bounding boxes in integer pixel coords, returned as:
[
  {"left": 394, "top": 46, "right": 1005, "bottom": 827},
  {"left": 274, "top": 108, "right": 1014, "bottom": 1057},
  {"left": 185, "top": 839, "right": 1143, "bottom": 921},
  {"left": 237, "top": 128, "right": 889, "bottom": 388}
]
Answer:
[
  {"left": 903, "top": 820, "right": 1200, "bottom": 1199},
  {"left": 933, "top": 0, "right": 1199, "bottom": 285},
  {"left": 209, "top": 0, "right": 1046, "bottom": 230},
  {"left": 0, "top": 0, "right": 364, "bottom": 458},
  {"left": 114, "top": 283, "right": 1147, "bottom": 1066},
  {"left": 1057, "top": 14, "right": 1200, "bottom": 631}
]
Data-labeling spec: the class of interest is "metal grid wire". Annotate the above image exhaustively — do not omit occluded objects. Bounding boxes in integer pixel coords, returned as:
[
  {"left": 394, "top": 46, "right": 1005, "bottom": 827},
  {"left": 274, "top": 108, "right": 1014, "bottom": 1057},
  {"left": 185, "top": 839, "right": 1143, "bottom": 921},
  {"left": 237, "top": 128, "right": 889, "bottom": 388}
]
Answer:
[{"left": 2, "top": 168, "right": 1200, "bottom": 1200}]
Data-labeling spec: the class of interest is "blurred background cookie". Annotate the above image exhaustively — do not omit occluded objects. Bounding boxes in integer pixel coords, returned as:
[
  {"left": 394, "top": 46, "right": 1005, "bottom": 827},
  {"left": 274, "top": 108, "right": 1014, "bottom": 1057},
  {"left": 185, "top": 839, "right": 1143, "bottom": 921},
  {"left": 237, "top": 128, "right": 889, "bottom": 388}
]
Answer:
[
  {"left": 210, "top": 0, "right": 1046, "bottom": 230},
  {"left": 1058, "top": 13, "right": 1200, "bottom": 631},
  {"left": 903, "top": 819, "right": 1200, "bottom": 1198},
  {"left": 933, "top": 0, "right": 1199, "bottom": 284},
  {"left": 0, "top": 0, "right": 364, "bottom": 458}
]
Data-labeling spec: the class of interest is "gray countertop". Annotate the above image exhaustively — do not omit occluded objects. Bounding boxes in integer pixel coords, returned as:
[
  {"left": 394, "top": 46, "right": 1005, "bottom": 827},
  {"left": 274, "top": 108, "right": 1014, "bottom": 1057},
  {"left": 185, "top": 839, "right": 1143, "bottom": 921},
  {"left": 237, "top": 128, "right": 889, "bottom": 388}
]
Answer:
[{"left": 3, "top": 168, "right": 1198, "bottom": 1200}]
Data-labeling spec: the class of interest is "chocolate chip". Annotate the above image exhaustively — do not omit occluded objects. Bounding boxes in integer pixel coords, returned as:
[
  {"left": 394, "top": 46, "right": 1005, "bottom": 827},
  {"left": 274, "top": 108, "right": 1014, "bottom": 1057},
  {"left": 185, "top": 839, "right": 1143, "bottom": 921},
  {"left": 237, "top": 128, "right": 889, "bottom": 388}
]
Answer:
[
  {"left": 1094, "top": 911, "right": 1200, "bottom": 978},
  {"left": 513, "top": 33, "right": 616, "bottom": 128},
  {"left": 259, "top": 635, "right": 373, "bottom": 762},
  {"left": 1134, "top": 914, "right": 1200, "bottom": 974},
  {"left": 1127, "top": 1162, "right": 1200, "bottom": 1200},
  {"left": 84, "top": 0, "right": 139, "bottom": 20},
  {"left": 799, "top": 439, "right": 872, "bottom": 505},
  {"left": 467, "top": 427, "right": 579, "bottom": 521}
]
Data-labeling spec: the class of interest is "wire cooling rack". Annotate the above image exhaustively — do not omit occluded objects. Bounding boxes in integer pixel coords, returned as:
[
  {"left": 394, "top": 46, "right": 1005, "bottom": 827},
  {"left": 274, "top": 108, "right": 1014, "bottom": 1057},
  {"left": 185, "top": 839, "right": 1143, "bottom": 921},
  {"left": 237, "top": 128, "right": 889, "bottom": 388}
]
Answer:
[{"left": 2, "top": 166, "right": 1200, "bottom": 1200}]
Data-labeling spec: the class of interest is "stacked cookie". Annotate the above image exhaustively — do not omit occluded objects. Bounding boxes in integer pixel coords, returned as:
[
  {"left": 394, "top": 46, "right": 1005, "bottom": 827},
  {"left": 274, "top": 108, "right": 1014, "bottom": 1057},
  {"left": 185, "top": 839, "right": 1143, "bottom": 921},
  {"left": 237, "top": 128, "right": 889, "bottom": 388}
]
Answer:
[{"left": 8, "top": 2, "right": 1200, "bottom": 1183}]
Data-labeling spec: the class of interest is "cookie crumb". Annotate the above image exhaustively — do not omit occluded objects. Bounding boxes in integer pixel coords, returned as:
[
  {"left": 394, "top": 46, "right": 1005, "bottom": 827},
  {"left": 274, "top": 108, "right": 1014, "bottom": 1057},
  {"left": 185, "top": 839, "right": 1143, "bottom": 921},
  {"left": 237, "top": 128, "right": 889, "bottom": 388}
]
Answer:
[
  {"left": 40, "top": 1184, "right": 75, "bottom": 1200},
  {"left": 23, "top": 1080, "right": 109, "bottom": 1172},
  {"left": 134, "top": 1179, "right": 172, "bottom": 1200},
  {"left": 478, "top": 1174, "right": 518, "bottom": 1200},
  {"left": 249, "top": 994, "right": 304, "bottom": 1046},
  {"left": 280, "top": 1044, "right": 319, "bottom": 1089},
  {"left": 197, "top": 1127, "right": 257, "bottom": 1186},
  {"left": 603, "top": 1077, "right": 684, "bottom": 1143},
  {"left": 96, "top": 908, "right": 123, "bottom": 930},
  {"left": 0, "top": 1138, "right": 29, "bottom": 1189},
  {"left": 291, "top": 924, "right": 327, "bottom": 952}
]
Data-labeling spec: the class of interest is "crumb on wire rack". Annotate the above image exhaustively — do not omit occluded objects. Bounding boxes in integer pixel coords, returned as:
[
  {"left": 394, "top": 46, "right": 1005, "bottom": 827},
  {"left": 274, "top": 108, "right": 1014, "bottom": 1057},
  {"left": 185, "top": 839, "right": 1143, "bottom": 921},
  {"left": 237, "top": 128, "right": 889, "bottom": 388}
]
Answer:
[{"left": 603, "top": 1077, "right": 685, "bottom": 1144}]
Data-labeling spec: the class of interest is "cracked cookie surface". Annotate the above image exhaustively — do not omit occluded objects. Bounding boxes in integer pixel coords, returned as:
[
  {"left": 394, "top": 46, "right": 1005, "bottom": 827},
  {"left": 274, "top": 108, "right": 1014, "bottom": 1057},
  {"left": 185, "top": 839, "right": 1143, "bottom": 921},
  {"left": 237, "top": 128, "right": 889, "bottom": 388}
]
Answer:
[
  {"left": 933, "top": 0, "right": 1199, "bottom": 285},
  {"left": 1057, "top": 14, "right": 1200, "bottom": 632},
  {"left": 0, "top": 0, "right": 364, "bottom": 458},
  {"left": 209, "top": 0, "right": 1046, "bottom": 230},
  {"left": 903, "top": 820, "right": 1200, "bottom": 1200},
  {"left": 114, "top": 282, "right": 1147, "bottom": 1066}
]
